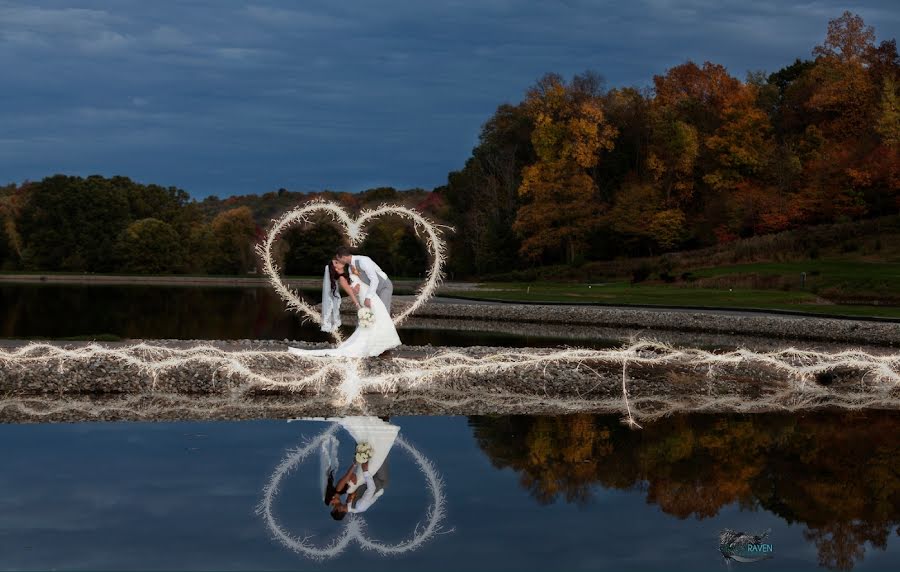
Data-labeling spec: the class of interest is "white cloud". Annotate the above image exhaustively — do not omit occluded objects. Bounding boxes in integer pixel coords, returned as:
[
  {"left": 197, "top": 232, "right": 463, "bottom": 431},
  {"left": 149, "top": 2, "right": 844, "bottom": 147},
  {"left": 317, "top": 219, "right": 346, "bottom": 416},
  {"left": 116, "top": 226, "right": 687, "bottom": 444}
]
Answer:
[
  {"left": 0, "top": 4, "right": 131, "bottom": 53},
  {"left": 242, "top": 4, "right": 354, "bottom": 30},
  {"left": 148, "top": 25, "right": 193, "bottom": 49}
]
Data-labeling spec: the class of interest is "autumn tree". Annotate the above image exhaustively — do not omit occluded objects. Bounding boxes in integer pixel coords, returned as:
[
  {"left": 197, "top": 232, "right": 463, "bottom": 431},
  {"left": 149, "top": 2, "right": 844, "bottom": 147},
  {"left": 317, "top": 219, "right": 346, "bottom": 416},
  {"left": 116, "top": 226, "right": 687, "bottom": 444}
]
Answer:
[
  {"left": 807, "top": 11, "right": 880, "bottom": 139},
  {"left": 605, "top": 179, "right": 687, "bottom": 253},
  {"left": 785, "top": 12, "right": 899, "bottom": 223},
  {"left": 648, "top": 61, "right": 778, "bottom": 245},
  {"left": 513, "top": 72, "right": 617, "bottom": 263}
]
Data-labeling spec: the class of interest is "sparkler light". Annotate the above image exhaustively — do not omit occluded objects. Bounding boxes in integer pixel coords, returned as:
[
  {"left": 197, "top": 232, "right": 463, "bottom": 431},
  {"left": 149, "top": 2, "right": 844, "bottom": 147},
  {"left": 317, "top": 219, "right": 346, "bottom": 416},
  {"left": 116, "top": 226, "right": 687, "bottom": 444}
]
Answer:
[
  {"left": 253, "top": 200, "right": 451, "bottom": 343},
  {"left": 1, "top": 340, "right": 898, "bottom": 426},
  {"left": 257, "top": 423, "right": 449, "bottom": 560}
]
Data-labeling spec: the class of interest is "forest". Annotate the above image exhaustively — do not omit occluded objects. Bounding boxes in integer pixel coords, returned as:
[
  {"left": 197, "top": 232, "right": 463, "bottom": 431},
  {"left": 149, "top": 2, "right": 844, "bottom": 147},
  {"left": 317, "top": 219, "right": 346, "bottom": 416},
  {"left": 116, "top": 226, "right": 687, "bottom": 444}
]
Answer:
[{"left": 0, "top": 12, "right": 896, "bottom": 280}]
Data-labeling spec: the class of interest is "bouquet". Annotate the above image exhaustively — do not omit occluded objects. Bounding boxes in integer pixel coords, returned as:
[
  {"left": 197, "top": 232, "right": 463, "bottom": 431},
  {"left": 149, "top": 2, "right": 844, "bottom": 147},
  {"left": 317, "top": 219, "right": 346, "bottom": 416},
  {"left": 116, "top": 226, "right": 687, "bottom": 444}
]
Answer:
[
  {"left": 357, "top": 306, "right": 375, "bottom": 328},
  {"left": 355, "top": 442, "right": 373, "bottom": 464}
]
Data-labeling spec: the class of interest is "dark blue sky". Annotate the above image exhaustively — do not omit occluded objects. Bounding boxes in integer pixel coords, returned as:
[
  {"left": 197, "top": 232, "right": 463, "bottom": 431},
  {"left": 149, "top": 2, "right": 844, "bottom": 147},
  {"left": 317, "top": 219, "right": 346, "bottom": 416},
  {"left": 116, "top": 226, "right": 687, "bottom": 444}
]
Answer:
[{"left": 1, "top": 1, "right": 898, "bottom": 199}]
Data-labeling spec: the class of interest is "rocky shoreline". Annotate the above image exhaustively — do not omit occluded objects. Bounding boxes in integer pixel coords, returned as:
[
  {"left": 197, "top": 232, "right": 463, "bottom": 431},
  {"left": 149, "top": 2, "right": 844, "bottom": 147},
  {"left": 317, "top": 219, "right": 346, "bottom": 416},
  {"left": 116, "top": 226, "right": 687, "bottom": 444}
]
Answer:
[
  {"left": 390, "top": 299, "right": 900, "bottom": 346},
  {"left": 1, "top": 338, "right": 898, "bottom": 424},
  {"left": 2, "top": 298, "right": 899, "bottom": 424}
]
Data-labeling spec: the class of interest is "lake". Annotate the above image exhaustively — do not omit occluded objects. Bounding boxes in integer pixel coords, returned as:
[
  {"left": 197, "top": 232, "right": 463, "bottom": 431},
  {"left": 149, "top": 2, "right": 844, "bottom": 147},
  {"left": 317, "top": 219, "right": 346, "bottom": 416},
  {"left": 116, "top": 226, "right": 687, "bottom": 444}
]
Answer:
[
  {"left": 0, "top": 283, "right": 622, "bottom": 348},
  {"left": 2, "top": 283, "right": 899, "bottom": 570},
  {"left": 1, "top": 411, "right": 898, "bottom": 570}
]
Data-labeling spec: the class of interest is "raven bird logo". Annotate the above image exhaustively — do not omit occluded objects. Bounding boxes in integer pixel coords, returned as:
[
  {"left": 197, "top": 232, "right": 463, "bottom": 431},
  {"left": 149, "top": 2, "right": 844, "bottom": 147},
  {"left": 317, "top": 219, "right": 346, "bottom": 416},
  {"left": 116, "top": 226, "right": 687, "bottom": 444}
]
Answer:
[{"left": 719, "top": 528, "right": 774, "bottom": 563}]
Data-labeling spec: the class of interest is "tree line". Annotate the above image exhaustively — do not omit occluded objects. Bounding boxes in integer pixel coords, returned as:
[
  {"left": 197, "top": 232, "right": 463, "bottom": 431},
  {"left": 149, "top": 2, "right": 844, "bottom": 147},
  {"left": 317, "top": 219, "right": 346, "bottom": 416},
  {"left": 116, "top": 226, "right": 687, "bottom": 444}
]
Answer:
[
  {"left": 0, "top": 178, "right": 432, "bottom": 277},
  {"left": 1, "top": 11, "right": 896, "bottom": 279},
  {"left": 439, "top": 11, "right": 899, "bottom": 276}
]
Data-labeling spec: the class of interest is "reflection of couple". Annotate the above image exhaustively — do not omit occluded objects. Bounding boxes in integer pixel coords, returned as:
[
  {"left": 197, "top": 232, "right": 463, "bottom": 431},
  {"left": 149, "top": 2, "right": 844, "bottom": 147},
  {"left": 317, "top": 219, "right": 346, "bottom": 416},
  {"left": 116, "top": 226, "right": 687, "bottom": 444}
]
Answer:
[
  {"left": 320, "top": 416, "right": 399, "bottom": 520},
  {"left": 288, "top": 246, "right": 401, "bottom": 359}
]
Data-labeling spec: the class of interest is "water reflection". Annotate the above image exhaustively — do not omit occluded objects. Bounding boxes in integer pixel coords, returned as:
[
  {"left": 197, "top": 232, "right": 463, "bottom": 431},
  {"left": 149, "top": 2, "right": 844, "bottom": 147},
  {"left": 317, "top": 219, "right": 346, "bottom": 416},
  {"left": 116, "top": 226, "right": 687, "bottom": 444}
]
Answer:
[
  {"left": 469, "top": 411, "right": 900, "bottom": 570},
  {"left": 0, "top": 283, "right": 619, "bottom": 348},
  {"left": 0, "top": 283, "right": 327, "bottom": 340},
  {"left": 259, "top": 416, "right": 449, "bottom": 561},
  {"left": 322, "top": 417, "right": 398, "bottom": 519}
]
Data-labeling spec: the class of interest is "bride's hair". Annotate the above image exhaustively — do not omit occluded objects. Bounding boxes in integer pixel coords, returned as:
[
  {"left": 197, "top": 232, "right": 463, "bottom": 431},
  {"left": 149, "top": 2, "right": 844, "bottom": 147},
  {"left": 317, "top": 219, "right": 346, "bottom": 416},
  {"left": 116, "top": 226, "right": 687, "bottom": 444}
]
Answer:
[
  {"left": 328, "top": 261, "right": 350, "bottom": 298},
  {"left": 324, "top": 469, "right": 348, "bottom": 506}
]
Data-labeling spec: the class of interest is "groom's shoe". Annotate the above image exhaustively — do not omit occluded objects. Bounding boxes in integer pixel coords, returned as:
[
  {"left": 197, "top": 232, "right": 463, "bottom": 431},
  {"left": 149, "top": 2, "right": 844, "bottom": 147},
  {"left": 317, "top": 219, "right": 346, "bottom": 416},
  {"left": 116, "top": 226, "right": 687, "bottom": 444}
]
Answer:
[{"left": 377, "top": 350, "right": 393, "bottom": 360}]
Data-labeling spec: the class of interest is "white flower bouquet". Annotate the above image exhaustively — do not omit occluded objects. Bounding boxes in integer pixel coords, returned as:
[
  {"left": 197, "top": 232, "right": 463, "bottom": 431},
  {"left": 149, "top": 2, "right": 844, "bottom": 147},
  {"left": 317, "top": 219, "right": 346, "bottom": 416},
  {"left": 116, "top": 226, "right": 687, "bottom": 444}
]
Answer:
[
  {"left": 357, "top": 306, "right": 375, "bottom": 328},
  {"left": 355, "top": 442, "right": 373, "bottom": 463}
]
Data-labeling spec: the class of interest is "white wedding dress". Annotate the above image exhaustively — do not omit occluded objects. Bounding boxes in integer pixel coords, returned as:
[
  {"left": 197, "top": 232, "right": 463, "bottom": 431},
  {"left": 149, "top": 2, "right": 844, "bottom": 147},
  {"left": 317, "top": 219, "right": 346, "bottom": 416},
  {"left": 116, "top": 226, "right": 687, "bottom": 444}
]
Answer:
[
  {"left": 292, "top": 416, "right": 399, "bottom": 507},
  {"left": 336, "top": 416, "right": 398, "bottom": 503},
  {"left": 287, "top": 273, "right": 401, "bottom": 358}
]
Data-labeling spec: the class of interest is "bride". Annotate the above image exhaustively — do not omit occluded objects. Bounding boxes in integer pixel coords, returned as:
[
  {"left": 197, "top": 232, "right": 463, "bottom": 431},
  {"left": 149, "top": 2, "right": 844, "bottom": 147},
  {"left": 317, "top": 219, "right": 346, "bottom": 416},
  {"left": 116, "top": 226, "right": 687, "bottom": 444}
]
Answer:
[{"left": 288, "top": 259, "right": 401, "bottom": 358}]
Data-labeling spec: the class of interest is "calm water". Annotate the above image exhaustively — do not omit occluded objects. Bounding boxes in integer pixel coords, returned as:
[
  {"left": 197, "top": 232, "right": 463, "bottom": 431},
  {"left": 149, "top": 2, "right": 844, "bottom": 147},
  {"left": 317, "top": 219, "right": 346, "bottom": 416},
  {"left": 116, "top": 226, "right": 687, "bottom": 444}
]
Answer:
[
  {"left": 1, "top": 411, "right": 898, "bottom": 571},
  {"left": 0, "top": 283, "right": 618, "bottom": 348}
]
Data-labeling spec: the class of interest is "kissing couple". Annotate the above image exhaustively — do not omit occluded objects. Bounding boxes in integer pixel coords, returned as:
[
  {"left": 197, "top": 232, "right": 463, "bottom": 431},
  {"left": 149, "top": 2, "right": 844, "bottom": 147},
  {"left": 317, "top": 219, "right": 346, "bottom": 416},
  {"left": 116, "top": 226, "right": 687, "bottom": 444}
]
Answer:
[{"left": 288, "top": 246, "right": 401, "bottom": 359}]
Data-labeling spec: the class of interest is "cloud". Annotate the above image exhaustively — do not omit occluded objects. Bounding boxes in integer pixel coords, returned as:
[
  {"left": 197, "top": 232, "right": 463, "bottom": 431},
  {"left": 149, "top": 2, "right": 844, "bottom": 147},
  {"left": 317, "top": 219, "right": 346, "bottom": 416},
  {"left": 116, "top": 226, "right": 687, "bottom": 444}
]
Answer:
[
  {"left": 0, "top": 0, "right": 897, "bottom": 197},
  {"left": 147, "top": 25, "right": 192, "bottom": 49},
  {"left": 242, "top": 4, "right": 355, "bottom": 30},
  {"left": 0, "top": 4, "right": 131, "bottom": 53}
]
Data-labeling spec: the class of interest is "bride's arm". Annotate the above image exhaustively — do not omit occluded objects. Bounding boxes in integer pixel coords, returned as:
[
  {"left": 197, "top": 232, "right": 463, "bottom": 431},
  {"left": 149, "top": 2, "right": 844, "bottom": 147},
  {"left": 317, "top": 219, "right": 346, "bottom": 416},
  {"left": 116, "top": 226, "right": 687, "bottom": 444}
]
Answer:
[
  {"left": 338, "top": 276, "right": 360, "bottom": 307},
  {"left": 335, "top": 462, "right": 357, "bottom": 491}
]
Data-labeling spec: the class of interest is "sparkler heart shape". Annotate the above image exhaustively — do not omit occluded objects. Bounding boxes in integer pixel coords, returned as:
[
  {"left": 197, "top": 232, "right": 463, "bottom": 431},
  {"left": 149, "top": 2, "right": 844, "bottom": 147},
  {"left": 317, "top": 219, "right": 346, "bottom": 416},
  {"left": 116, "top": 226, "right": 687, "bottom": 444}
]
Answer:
[
  {"left": 255, "top": 200, "right": 449, "bottom": 342},
  {"left": 258, "top": 423, "right": 448, "bottom": 560}
]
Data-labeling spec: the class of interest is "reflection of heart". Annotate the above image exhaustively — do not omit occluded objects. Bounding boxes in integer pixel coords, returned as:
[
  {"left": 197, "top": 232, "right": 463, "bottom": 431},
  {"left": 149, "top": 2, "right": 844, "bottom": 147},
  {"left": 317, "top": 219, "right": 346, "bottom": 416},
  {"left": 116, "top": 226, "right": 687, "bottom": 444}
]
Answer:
[
  {"left": 258, "top": 423, "right": 448, "bottom": 560},
  {"left": 254, "top": 200, "right": 448, "bottom": 341}
]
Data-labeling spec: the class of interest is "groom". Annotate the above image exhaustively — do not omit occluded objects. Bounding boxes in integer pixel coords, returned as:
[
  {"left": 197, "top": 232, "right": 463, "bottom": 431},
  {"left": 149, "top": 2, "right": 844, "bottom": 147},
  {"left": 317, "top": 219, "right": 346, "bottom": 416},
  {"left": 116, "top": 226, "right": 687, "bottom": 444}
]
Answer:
[{"left": 335, "top": 246, "right": 394, "bottom": 315}]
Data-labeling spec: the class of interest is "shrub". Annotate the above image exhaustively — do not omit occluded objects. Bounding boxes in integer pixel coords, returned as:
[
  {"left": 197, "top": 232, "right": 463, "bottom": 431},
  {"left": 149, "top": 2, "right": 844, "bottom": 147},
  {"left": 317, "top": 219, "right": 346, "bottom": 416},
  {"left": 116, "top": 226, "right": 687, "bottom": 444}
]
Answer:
[{"left": 631, "top": 265, "right": 652, "bottom": 283}]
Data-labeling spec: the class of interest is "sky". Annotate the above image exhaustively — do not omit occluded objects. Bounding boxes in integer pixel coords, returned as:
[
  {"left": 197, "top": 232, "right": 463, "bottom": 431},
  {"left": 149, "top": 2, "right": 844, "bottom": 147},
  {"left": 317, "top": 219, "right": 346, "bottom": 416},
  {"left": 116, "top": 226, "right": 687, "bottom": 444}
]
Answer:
[{"left": 1, "top": 1, "right": 898, "bottom": 200}]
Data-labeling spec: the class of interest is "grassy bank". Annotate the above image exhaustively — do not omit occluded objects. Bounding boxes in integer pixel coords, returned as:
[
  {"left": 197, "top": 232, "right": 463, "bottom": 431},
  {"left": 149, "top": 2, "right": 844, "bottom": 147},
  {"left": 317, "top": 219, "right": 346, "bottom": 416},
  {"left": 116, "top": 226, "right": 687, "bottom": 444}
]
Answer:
[
  {"left": 450, "top": 253, "right": 900, "bottom": 318},
  {"left": 460, "top": 218, "right": 900, "bottom": 318}
]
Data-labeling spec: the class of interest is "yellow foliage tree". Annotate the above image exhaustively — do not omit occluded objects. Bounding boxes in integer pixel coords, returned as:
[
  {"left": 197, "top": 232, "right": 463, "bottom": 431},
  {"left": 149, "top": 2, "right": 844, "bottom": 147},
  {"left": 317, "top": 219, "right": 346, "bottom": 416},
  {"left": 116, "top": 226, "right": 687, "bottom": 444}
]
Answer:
[
  {"left": 646, "top": 117, "right": 699, "bottom": 203},
  {"left": 513, "top": 73, "right": 617, "bottom": 262},
  {"left": 606, "top": 180, "right": 686, "bottom": 252},
  {"left": 876, "top": 76, "right": 900, "bottom": 147}
]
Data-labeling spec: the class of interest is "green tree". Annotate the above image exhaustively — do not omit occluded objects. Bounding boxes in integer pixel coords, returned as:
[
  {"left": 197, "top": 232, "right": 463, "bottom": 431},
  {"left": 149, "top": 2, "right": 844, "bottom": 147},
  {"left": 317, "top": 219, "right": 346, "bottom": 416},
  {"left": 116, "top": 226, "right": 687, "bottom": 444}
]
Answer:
[
  {"left": 283, "top": 222, "right": 344, "bottom": 276},
  {"left": 441, "top": 103, "right": 534, "bottom": 276},
  {"left": 207, "top": 207, "right": 258, "bottom": 275},
  {"left": 359, "top": 222, "right": 395, "bottom": 273},
  {"left": 114, "top": 218, "right": 184, "bottom": 274},
  {"left": 18, "top": 175, "right": 130, "bottom": 272},
  {"left": 875, "top": 76, "right": 900, "bottom": 147}
]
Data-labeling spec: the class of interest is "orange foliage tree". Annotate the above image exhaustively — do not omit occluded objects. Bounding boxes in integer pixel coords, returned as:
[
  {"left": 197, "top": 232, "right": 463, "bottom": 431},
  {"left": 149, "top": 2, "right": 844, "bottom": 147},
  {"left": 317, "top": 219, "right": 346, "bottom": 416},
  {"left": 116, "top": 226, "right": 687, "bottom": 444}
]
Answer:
[{"left": 513, "top": 73, "right": 617, "bottom": 263}]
